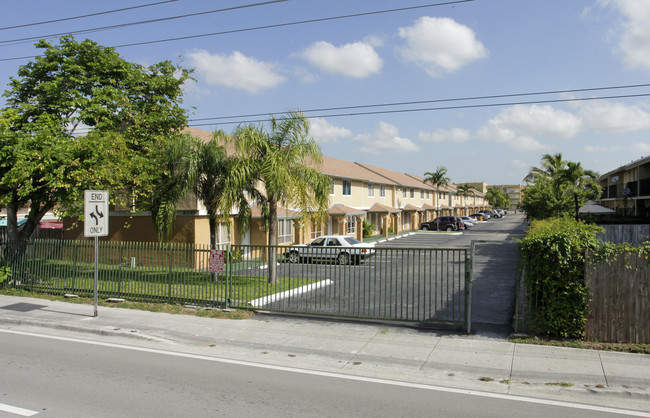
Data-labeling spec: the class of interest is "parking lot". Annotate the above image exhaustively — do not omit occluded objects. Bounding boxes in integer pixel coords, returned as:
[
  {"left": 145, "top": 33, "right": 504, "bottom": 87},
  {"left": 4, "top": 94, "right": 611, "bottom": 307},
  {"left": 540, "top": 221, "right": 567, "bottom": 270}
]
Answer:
[{"left": 240, "top": 213, "right": 528, "bottom": 329}]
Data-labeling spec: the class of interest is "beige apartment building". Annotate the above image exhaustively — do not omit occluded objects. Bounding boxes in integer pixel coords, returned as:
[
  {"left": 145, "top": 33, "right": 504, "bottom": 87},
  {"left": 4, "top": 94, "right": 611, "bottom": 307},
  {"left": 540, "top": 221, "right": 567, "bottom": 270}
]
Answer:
[{"left": 63, "top": 127, "right": 490, "bottom": 247}]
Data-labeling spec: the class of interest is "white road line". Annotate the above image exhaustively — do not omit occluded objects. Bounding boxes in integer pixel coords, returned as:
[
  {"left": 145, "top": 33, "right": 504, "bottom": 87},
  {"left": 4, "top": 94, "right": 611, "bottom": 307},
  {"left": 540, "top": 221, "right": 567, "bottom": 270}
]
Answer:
[
  {"left": 0, "top": 402, "right": 38, "bottom": 417},
  {"left": 1, "top": 329, "right": 648, "bottom": 417}
]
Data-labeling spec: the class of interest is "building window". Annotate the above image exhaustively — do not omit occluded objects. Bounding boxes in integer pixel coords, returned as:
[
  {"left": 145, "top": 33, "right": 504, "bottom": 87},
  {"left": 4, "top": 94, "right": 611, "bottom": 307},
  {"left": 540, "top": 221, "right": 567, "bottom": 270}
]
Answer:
[
  {"left": 420, "top": 190, "right": 424, "bottom": 199},
  {"left": 380, "top": 185, "right": 386, "bottom": 197},
  {"left": 342, "top": 180, "right": 351, "bottom": 196},
  {"left": 368, "top": 183, "right": 375, "bottom": 197},
  {"left": 410, "top": 188, "right": 415, "bottom": 198},
  {"left": 346, "top": 216, "right": 356, "bottom": 234},
  {"left": 402, "top": 188, "right": 407, "bottom": 198},
  {"left": 215, "top": 223, "right": 231, "bottom": 248},
  {"left": 278, "top": 219, "right": 292, "bottom": 244},
  {"left": 311, "top": 223, "right": 323, "bottom": 240},
  {"left": 329, "top": 181, "right": 335, "bottom": 195}
]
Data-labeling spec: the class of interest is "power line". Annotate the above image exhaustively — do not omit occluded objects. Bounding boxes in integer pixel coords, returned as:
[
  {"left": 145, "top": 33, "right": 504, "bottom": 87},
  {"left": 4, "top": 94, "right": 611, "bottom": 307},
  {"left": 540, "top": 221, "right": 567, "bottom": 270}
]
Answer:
[
  {"left": 111, "top": 0, "right": 475, "bottom": 49},
  {"left": 0, "top": 0, "right": 289, "bottom": 47},
  {"left": 65, "top": 89, "right": 650, "bottom": 135},
  {"left": 187, "top": 92, "right": 650, "bottom": 127},
  {"left": 0, "top": 0, "right": 475, "bottom": 62},
  {"left": 0, "top": 1, "right": 179, "bottom": 31},
  {"left": 189, "top": 83, "right": 650, "bottom": 124}
]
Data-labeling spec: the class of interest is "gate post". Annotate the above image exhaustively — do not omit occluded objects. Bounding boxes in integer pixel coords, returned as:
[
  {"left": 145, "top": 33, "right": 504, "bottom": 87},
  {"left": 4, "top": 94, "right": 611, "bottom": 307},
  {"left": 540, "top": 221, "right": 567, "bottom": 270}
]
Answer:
[{"left": 465, "top": 242, "right": 475, "bottom": 334}]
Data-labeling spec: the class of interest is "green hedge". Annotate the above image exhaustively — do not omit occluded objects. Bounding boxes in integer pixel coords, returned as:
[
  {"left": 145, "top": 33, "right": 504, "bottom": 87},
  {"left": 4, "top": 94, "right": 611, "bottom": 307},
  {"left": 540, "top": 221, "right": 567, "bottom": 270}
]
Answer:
[{"left": 519, "top": 217, "right": 603, "bottom": 338}]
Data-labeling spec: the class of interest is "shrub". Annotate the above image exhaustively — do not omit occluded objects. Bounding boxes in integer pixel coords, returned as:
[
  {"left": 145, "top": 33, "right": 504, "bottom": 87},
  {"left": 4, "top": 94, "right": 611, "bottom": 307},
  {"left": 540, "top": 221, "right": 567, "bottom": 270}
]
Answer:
[
  {"left": 0, "top": 259, "right": 10, "bottom": 288},
  {"left": 362, "top": 220, "right": 374, "bottom": 238},
  {"left": 519, "top": 217, "right": 603, "bottom": 338}
]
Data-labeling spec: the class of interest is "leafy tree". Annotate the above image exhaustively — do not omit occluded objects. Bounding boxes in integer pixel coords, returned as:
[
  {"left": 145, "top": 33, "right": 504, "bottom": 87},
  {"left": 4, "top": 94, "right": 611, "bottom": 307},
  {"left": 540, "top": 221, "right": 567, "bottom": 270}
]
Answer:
[
  {"left": 1, "top": 36, "right": 192, "bottom": 241},
  {"left": 522, "top": 153, "right": 601, "bottom": 220},
  {"left": 485, "top": 187, "right": 510, "bottom": 209},
  {"left": 229, "top": 111, "right": 331, "bottom": 283},
  {"left": 559, "top": 161, "right": 601, "bottom": 220}
]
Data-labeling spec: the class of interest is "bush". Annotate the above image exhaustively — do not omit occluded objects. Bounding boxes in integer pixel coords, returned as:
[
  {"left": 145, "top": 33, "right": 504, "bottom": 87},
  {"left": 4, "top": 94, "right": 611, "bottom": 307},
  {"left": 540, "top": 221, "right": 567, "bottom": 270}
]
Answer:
[
  {"left": 519, "top": 217, "right": 603, "bottom": 338},
  {"left": 0, "top": 259, "right": 10, "bottom": 288},
  {"left": 362, "top": 220, "right": 374, "bottom": 238}
]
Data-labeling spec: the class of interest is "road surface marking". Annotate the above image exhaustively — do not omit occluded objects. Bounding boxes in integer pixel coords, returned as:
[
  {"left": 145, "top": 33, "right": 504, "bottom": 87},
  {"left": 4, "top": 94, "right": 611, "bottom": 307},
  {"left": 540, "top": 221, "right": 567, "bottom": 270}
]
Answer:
[
  {"left": 1, "top": 328, "right": 648, "bottom": 417},
  {"left": 0, "top": 402, "right": 38, "bottom": 416}
]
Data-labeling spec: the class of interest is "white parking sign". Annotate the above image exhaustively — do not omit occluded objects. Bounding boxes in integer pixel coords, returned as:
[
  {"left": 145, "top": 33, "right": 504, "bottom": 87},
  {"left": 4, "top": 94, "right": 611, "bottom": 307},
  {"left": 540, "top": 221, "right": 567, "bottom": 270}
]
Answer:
[{"left": 84, "top": 190, "right": 109, "bottom": 237}]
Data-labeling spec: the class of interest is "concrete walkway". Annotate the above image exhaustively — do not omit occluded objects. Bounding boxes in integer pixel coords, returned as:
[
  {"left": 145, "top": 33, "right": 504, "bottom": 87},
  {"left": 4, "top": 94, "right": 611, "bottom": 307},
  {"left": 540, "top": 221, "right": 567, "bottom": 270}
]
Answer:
[{"left": 0, "top": 294, "right": 649, "bottom": 414}]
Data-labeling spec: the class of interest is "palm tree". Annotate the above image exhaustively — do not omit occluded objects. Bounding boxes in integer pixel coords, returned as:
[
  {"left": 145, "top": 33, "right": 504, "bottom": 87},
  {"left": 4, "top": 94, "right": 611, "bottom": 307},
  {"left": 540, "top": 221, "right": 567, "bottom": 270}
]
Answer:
[
  {"left": 558, "top": 161, "right": 601, "bottom": 220},
  {"left": 424, "top": 167, "right": 450, "bottom": 229},
  {"left": 150, "top": 134, "right": 198, "bottom": 242},
  {"left": 193, "top": 130, "right": 251, "bottom": 251},
  {"left": 526, "top": 152, "right": 565, "bottom": 182},
  {"left": 456, "top": 183, "right": 475, "bottom": 210},
  {"left": 229, "top": 111, "right": 331, "bottom": 283}
]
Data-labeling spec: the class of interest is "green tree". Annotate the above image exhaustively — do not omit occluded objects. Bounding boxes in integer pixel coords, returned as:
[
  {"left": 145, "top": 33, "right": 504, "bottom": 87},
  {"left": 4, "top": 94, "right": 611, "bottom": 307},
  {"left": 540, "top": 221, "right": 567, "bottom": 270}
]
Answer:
[
  {"left": 150, "top": 134, "right": 198, "bottom": 242},
  {"left": 456, "top": 183, "right": 475, "bottom": 203},
  {"left": 559, "top": 161, "right": 601, "bottom": 220},
  {"left": 485, "top": 187, "right": 510, "bottom": 209},
  {"left": 229, "top": 111, "right": 332, "bottom": 283},
  {"left": 424, "top": 166, "right": 450, "bottom": 230},
  {"left": 522, "top": 153, "right": 601, "bottom": 220},
  {"left": 193, "top": 130, "right": 251, "bottom": 251},
  {"left": 1, "top": 36, "right": 192, "bottom": 241}
]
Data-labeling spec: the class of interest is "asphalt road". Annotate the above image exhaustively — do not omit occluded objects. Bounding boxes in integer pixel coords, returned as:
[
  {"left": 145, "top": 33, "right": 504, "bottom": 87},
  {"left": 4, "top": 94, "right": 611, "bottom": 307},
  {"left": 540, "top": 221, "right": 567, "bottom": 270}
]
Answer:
[{"left": 0, "top": 330, "right": 628, "bottom": 418}]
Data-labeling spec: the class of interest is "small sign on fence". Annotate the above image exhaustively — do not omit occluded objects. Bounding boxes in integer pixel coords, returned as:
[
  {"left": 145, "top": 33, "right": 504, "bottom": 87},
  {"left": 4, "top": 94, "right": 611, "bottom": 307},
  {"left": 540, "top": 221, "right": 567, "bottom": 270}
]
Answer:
[{"left": 209, "top": 250, "right": 225, "bottom": 273}]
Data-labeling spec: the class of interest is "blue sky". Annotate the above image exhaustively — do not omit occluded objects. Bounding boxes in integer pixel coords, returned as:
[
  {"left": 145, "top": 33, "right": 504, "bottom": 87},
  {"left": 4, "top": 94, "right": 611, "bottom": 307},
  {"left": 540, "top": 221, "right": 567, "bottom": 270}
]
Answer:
[{"left": 2, "top": 0, "right": 650, "bottom": 185}]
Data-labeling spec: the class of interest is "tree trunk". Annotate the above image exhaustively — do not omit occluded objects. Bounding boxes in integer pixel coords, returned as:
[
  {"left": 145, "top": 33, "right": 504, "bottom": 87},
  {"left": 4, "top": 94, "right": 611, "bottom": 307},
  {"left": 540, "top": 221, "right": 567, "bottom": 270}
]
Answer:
[
  {"left": 267, "top": 201, "right": 278, "bottom": 284},
  {"left": 208, "top": 208, "right": 218, "bottom": 282}
]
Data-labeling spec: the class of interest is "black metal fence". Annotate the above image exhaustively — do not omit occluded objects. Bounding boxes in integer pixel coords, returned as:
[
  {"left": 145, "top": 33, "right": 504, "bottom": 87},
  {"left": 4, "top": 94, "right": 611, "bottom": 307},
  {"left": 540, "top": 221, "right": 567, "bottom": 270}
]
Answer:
[{"left": 2, "top": 239, "right": 470, "bottom": 328}]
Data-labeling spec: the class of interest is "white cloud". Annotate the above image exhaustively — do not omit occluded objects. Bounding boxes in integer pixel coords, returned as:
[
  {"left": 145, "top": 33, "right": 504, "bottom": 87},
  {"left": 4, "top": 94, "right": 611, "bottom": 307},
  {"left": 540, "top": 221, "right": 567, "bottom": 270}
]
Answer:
[
  {"left": 579, "top": 101, "right": 650, "bottom": 133},
  {"left": 476, "top": 105, "right": 580, "bottom": 152},
  {"left": 309, "top": 118, "right": 352, "bottom": 143},
  {"left": 600, "top": 0, "right": 650, "bottom": 71},
  {"left": 584, "top": 145, "right": 622, "bottom": 153},
  {"left": 354, "top": 122, "right": 421, "bottom": 154},
  {"left": 418, "top": 128, "right": 470, "bottom": 143},
  {"left": 510, "top": 160, "right": 529, "bottom": 169},
  {"left": 398, "top": 16, "right": 488, "bottom": 77},
  {"left": 490, "top": 105, "right": 582, "bottom": 139},
  {"left": 301, "top": 41, "right": 382, "bottom": 78},
  {"left": 187, "top": 50, "right": 285, "bottom": 93},
  {"left": 631, "top": 142, "right": 650, "bottom": 153}
]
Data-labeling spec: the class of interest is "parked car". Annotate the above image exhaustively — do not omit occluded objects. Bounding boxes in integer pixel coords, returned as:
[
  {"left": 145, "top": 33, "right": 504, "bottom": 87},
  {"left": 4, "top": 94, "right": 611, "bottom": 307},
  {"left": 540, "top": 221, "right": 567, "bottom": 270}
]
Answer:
[
  {"left": 285, "top": 235, "right": 375, "bottom": 265},
  {"left": 475, "top": 212, "right": 490, "bottom": 220},
  {"left": 460, "top": 216, "right": 476, "bottom": 228},
  {"left": 469, "top": 213, "right": 487, "bottom": 221},
  {"left": 420, "top": 216, "right": 462, "bottom": 231},
  {"left": 495, "top": 209, "right": 506, "bottom": 216}
]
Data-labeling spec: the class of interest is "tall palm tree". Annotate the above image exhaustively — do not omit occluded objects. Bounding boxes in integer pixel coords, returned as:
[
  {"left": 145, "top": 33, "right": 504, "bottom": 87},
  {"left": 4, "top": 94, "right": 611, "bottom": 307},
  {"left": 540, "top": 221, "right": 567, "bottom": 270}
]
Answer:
[
  {"left": 424, "top": 166, "right": 450, "bottom": 230},
  {"left": 229, "top": 111, "right": 331, "bottom": 283}
]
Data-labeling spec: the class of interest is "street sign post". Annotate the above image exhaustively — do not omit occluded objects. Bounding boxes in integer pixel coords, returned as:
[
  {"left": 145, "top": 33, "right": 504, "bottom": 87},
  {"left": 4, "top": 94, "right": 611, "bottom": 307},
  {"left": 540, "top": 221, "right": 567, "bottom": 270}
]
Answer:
[{"left": 84, "top": 190, "right": 109, "bottom": 317}]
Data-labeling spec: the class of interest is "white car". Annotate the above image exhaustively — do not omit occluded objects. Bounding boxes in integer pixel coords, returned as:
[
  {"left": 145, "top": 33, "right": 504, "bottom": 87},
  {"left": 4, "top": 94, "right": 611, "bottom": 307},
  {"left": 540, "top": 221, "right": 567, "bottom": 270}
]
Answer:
[
  {"left": 459, "top": 217, "right": 476, "bottom": 228},
  {"left": 285, "top": 235, "right": 375, "bottom": 265}
]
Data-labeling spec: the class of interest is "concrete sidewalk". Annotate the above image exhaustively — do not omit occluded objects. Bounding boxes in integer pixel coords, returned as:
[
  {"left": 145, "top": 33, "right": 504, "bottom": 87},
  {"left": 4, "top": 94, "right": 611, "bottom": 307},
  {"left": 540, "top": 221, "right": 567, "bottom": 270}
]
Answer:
[{"left": 1, "top": 294, "right": 649, "bottom": 413}]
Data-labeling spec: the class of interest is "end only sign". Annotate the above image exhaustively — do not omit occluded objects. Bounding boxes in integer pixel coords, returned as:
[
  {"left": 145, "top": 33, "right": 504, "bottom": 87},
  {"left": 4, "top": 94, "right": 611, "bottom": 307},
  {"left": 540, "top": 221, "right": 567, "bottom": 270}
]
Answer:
[{"left": 84, "top": 190, "right": 109, "bottom": 237}]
